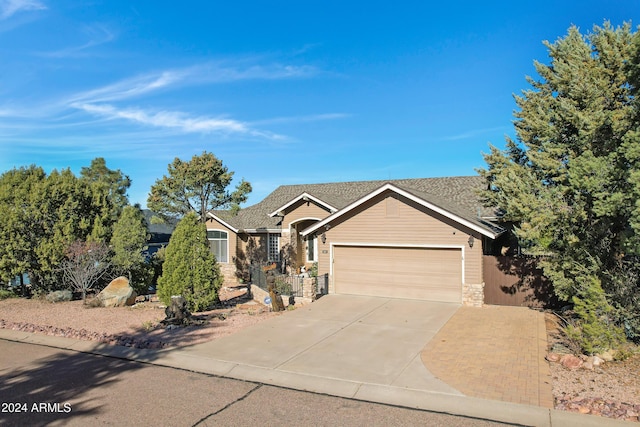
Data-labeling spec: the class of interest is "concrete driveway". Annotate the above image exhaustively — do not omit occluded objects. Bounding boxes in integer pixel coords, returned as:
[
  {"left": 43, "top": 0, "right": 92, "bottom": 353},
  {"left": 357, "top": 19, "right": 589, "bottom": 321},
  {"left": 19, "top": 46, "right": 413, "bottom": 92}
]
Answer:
[{"left": 183, "top": 294, "right": 462, "bottom": 396}]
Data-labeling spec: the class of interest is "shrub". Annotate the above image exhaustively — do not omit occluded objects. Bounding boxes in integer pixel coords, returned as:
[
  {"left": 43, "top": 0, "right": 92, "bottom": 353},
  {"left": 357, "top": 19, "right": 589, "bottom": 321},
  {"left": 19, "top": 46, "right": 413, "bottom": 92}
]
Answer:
[
  {"left": 0, "top": 288, "right": 16, "bottom": 300},
  {"left": 157, "top": 212, "right": 222, "bottom": 312},
  {"left": 564, "top": 276, "right": 625, "bottom": 354}
]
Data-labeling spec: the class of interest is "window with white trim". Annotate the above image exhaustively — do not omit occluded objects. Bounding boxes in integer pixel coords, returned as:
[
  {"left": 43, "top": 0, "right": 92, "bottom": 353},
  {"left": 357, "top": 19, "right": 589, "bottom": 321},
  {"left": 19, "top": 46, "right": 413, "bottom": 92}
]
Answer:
[
  {"left": 306, "top": 236, "right": 317, "bottom": 262},
  {"left": 207, "top": 230, "right": 228, "bottom": 263},
  {"left": 268, "top": 234, "right": 280, "bottom": 262}
]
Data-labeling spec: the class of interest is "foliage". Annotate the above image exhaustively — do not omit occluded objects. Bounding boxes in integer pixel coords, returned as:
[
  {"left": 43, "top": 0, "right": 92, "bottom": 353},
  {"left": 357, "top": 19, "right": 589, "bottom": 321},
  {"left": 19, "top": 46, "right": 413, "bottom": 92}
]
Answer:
[
  {"left": 157, "top": 212, "right": 222, "bottom": 311},
  {"left": 478, "top": 22, "right": 640, "bottom": 351},
  {"left": 564, "top": 276, "right": 625, "bottom": 354},
  {"left": 60, "top": 240, "right": 112, "bottom": 301},
  {"left": 147, "top": 151, "right": 252, "bottom": 222},
  {"left": 0, "top": 288, "right": 16, "bottom": 300},
  {"left": 0, "top": 159, "right": 133, "bottom": 293},
  {"left": 110, "top": 205, "right": 151, "bottom": 294},
  {"left": 80, "top": 158, "right": 131, "bottom": 243}
]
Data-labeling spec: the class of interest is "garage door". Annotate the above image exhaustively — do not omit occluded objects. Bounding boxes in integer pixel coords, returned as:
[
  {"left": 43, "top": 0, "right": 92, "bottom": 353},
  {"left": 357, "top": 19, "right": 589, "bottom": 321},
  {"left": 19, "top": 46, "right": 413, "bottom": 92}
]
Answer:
[{"left": 333, "top": 245, "right": 462, "bottom": 303}]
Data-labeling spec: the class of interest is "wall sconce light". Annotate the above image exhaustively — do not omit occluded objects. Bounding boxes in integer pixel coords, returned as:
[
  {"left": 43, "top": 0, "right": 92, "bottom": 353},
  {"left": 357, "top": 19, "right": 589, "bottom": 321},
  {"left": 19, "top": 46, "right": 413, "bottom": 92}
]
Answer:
[
  {"left": 468, "top": 236, "right": 474, "bottom": 248},
  {"left": 321, "top": 233, "right": 327, "bottom": 244}
]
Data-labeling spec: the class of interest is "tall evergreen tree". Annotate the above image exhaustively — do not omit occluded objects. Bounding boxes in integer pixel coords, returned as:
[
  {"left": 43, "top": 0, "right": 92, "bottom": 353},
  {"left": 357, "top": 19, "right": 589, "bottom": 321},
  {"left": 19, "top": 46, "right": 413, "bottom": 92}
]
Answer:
[
  {"left": 147, "top": 151, "right": 251, "bottom": 222},
  {"left": 111, "top": 205, "right": 150, "bottom": 293},
  {"left": 479, "top": 22, "right": 638, "bottom": 350},
  {"left": 80, "top": 157, "right": 131, "bottom": 243},
  {"left": 157, "top": 211, "right": 222, "bottom": 311},
  {"left": 0, "top": 166, "right": 47, "bottom": 286}
]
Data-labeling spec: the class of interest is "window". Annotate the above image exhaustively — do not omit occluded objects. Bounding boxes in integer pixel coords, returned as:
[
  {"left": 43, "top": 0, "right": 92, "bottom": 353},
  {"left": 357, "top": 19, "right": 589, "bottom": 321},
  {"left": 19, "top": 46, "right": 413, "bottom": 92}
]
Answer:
[
  {"left": 268, "top": 234, "right": 280, "bottom": 262},
  {"left": 306, "top": 236, "right": 317, "bottom": 262},
  {"left": 207, "top": 230, "right": 228, "bottom": 263}
]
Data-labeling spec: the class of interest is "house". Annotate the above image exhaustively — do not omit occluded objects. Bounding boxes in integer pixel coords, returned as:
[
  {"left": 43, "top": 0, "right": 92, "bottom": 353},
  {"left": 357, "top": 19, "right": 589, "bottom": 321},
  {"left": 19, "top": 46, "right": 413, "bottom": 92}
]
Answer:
[
  {"left": 142, "top": 209, "right": 178, "bottom": 258},
  {"left": 205, "top": 176, "right": 505, "bottom": 306}
]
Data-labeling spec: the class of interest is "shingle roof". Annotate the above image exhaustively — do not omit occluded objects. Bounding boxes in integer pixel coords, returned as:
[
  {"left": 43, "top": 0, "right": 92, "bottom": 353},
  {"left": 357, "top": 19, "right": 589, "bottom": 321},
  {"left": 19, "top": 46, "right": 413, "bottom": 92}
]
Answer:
[{"left": 211, "top": 176, "right": 501, "bottom": 235}]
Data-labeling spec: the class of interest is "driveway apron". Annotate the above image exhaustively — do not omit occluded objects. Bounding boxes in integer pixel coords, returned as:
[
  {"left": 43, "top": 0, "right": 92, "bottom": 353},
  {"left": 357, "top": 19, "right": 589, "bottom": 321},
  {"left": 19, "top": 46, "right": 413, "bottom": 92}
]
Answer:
[{"left": 185, "top": 295, "right": 462, "bottom": 395}]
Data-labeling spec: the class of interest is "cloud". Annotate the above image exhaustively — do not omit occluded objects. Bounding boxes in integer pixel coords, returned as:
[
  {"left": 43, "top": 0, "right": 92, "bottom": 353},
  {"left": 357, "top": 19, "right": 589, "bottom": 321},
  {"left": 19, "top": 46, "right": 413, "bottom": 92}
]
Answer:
[
  {"left": 68, "top": 71, "right": 187, "bottom": 104},
  {"left": 442, "top": 126, "right": 507, "bottom": 141},
  {"left": 38, "top": 23, "right": 116, "bottom": 58},
  {"left": 0, "top": 0, "right": 46, "bottom": 20},
  {"left": 72, "top": 103, "right": 285, "bottom": 139},
  {"left": 68, "top": 61, "right": 319, "bottom": 104},
  {"left": 252, "top": 113, "right": 351, "bottom": 125}
]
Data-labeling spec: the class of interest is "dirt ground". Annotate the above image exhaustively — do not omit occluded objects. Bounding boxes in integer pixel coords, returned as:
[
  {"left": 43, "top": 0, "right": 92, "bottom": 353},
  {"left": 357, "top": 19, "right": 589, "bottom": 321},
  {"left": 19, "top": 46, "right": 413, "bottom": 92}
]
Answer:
[
  {"left": 0, "top": 292, "right": 638, "bottom": 422},
  {"left": 0, "top": 287, "right": 281, "bottom": 349}
]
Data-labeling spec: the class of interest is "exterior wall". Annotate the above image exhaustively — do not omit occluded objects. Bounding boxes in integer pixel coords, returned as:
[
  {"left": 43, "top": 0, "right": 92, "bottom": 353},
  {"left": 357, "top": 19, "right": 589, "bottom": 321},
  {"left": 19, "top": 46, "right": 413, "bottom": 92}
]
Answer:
[
  {"left": 282, "top": 200, "right": 331, "bottom": 229},
  {"left": 316, "top": 191, "right": 485, "bottom": 305},
  {"left": 281, "top": 200, "right": 330, "bottom": 273},
  {"left": 204, "top": 217, "right": 239, "bottom": 287}
]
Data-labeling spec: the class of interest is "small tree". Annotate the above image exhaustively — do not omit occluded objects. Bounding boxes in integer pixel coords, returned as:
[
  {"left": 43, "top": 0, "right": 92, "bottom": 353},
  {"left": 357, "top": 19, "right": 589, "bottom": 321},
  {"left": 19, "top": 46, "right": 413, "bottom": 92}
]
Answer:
[
  {"left": 60, "top": 240, "right": 111, "bottom": 301},
  {"left": 111, "top": 205, "right": 151, "bottom": 294},
  {"left": 157, "top": 212, "right": 222, "bottom": 311}
]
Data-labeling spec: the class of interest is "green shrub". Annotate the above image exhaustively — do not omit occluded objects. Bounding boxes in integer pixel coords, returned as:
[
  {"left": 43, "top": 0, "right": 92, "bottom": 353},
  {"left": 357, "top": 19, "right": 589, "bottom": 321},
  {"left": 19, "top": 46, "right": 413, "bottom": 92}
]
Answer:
[
  {"left": 0, "top": 288, "right": 16, "bottom": 300},
  {"left": 157, "top": 212, "right": 222, "bottom": 312},
  {"left": 565, "top": 276, "right": 625, "bottom": 354}
]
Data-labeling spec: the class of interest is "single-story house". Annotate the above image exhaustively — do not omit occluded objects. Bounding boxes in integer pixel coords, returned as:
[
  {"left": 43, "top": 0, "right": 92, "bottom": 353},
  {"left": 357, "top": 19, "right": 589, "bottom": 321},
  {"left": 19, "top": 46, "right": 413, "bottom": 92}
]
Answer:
[{"left": 205, "top": 176, "right": 505, "bottom": 306}]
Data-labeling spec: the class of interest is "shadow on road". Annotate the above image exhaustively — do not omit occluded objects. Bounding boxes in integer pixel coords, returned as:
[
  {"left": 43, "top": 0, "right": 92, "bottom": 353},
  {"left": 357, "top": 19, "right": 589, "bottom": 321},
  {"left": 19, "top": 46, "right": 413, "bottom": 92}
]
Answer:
[{"left": 0, "top": 341, "right": 160, "bottom": 426}]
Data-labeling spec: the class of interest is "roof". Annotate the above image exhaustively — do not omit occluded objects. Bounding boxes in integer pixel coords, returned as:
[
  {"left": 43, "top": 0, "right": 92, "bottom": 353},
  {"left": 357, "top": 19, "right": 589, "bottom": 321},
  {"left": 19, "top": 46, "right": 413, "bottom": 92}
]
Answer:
[
  {"left": 142, "top": 209, "right": 178, "bottom": 243},
  {"left": 208, "top": 176, "right": 502, "bottom": 236}
]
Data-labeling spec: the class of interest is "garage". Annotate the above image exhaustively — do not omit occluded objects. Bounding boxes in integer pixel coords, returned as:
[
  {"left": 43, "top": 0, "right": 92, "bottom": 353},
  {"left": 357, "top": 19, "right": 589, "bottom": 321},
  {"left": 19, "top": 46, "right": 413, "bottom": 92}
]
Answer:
[{"left": 332, "top": 245, "right": 463, "bottom": 303}]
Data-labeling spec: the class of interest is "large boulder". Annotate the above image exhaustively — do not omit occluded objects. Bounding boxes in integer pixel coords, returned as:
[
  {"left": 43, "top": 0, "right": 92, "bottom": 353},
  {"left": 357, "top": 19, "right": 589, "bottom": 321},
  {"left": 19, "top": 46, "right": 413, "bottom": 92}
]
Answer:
[{"left": 97, "top": 277, "right": 137, "bottom": 307}]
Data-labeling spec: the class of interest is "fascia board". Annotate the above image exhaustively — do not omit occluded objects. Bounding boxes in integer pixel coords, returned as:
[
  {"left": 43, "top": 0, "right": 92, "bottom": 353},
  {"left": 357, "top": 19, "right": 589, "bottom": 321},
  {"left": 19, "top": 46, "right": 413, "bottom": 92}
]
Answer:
[
  {"left": 268, "top": 192, "right": 338, "bottom": 217},
  {"left": 205, "top": 212, "right": 239, "bottom": 233}
]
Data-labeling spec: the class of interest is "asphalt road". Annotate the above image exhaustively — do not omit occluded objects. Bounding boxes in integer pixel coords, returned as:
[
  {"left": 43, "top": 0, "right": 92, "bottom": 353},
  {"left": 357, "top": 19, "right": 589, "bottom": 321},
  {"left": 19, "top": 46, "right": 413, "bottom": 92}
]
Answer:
[{"left": 0, "top": 339, "right": 516, "bottom": 427}]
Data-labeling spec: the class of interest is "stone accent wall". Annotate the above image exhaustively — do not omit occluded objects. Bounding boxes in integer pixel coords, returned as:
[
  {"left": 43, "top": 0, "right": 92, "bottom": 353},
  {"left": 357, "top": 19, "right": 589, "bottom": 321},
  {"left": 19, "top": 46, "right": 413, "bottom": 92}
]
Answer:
[
  {"left": 463, "top": 282, "right": 484, "bottom": 307},
  {"left": 250, "top": 284, "right": 312, "bottom": 307},
  {"left": 302, "top": 277, "right": 316, "bottom": 299},
  {"left": 219, "top": 262, "right": 239, "bottom": 287}
]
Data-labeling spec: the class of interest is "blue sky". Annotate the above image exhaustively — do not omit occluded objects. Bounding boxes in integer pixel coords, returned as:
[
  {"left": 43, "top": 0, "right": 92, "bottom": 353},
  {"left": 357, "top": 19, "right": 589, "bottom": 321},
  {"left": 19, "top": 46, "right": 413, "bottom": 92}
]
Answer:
[{"left": 0, "top": 1, "right": 636, "bottom": 207}]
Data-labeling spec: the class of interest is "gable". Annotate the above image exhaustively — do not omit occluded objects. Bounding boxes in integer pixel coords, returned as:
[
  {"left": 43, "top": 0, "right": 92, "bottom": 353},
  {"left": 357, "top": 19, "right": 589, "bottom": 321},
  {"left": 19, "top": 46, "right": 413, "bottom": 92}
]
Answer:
[{"left": 302, "top": 183, "right": 501, "bottom": 239}]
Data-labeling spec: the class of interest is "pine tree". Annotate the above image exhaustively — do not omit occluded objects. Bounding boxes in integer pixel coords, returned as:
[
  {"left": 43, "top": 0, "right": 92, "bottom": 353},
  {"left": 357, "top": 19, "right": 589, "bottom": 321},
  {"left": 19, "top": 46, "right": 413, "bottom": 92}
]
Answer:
[
  {"left": 479, "top": 22, "right": 637, "bottom": 349},
  {"left": 147, "top": 151, "right": 251, "bottom": 222},
  {"left": 157, "top": 211, "right": 222, "bottom": 311},
  {"left": 111, "top": 205, "right": 150, "bottom": 294}
]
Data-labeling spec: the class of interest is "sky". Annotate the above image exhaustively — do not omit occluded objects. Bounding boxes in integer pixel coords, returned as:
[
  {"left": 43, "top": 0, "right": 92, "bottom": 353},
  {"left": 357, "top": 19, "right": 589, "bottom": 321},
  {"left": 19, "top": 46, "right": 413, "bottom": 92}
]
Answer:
[{"left": 0, "top": 1, "right": 637, "bottom": 207}]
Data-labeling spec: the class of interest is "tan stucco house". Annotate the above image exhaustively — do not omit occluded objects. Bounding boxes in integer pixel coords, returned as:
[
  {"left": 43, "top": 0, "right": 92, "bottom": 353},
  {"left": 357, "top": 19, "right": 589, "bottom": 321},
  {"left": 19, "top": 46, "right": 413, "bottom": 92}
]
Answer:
[{"left": 204, "top": 176, "right": 504, "bottom": 306}]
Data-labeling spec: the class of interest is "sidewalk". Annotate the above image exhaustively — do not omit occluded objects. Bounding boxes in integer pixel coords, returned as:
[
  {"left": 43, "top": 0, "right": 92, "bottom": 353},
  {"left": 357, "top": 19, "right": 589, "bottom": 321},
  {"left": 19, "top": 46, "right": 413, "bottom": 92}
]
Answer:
[{"left": 0, "top": 298, "right": 633, "bottom": 427}]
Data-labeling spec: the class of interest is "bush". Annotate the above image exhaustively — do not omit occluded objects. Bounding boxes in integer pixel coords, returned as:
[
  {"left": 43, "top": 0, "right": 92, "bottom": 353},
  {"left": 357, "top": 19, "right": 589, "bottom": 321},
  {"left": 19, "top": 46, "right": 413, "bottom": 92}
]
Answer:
[
  {"left": 0, "top": 288, "right": 16, "bottom": 300},
  {"left": 157, "top": 212, "right": 222, "bottom": 312},
  {"left": 564, "top": 276, "right": 625, "bottom": 354}
]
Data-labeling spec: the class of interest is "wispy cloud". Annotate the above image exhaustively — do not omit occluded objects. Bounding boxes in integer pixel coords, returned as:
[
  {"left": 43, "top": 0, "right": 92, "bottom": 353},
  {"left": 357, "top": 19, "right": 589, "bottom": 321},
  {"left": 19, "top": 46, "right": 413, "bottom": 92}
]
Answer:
[
  {"left": 68, "top": 61, "right": 319, "bottom": 104},
  {"left": 38, "top": 23, "right": 116, "bottom": 58},
  {"left": 0, "top": 0, "right": 46, "bottom": 20},
  {"left": 72, "top": 103, "right": 285, "bottom": 139},
  {"left": 68, "top": 71, "right": 186, "bottom": 104},
  {"left": 442, "top": 126, "right": 507, "bottom": 141},
  {"left": 252, "top": 113, "right": 350, "bottom": 126}
]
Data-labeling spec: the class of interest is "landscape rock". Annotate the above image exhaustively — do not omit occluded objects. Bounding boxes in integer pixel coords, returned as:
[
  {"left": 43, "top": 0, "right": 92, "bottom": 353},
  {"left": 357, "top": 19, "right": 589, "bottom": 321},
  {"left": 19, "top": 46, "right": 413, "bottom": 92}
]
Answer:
[
  {"left": 97, "top": 277, "right": 137, "bottom": 307},
  {"left": 560, "top": 354, "right": 583, "bottom": 370},
  {"left": 598, "top": 349, "right": 616, "bottom": 362},
  {"left": 45, "top": 290, "right": 73, "bottom": 303},
  {"left": 546, "top": 352, "right": 561, "bottom": 362}
]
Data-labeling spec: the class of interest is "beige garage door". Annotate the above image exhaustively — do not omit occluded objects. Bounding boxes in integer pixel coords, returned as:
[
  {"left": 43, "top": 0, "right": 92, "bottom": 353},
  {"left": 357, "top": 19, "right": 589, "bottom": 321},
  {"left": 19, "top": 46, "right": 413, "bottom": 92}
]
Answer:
[{"left": 333, "top": 245, "right": 462, "bottom": 303}]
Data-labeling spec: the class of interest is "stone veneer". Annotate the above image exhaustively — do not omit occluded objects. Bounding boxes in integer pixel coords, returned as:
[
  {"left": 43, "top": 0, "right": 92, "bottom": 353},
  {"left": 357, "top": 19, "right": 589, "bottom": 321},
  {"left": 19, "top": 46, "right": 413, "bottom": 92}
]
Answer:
[
  {"left": 462, "top": 282, "right": 484, "bottom": 307},
  {"left": 219, "top": 262, "right": 240, "bottom": 287}
]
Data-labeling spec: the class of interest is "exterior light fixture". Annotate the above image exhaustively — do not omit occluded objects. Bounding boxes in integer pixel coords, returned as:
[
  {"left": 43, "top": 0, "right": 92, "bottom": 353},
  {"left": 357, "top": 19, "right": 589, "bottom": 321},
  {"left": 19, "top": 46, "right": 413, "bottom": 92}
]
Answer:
[
  {"left": 321, "top": 233, "right": 327, "bottom": 244},
  {"left": 468, "top": 236, "right": 474, "bottom": 248}
]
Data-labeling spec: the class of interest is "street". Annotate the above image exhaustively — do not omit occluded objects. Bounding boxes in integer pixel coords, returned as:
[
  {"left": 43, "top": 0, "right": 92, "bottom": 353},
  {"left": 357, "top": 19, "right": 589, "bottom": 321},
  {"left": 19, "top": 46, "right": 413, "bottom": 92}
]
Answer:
[{"left": 0, "top": 339, "right": 514, "bottom": 426}]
